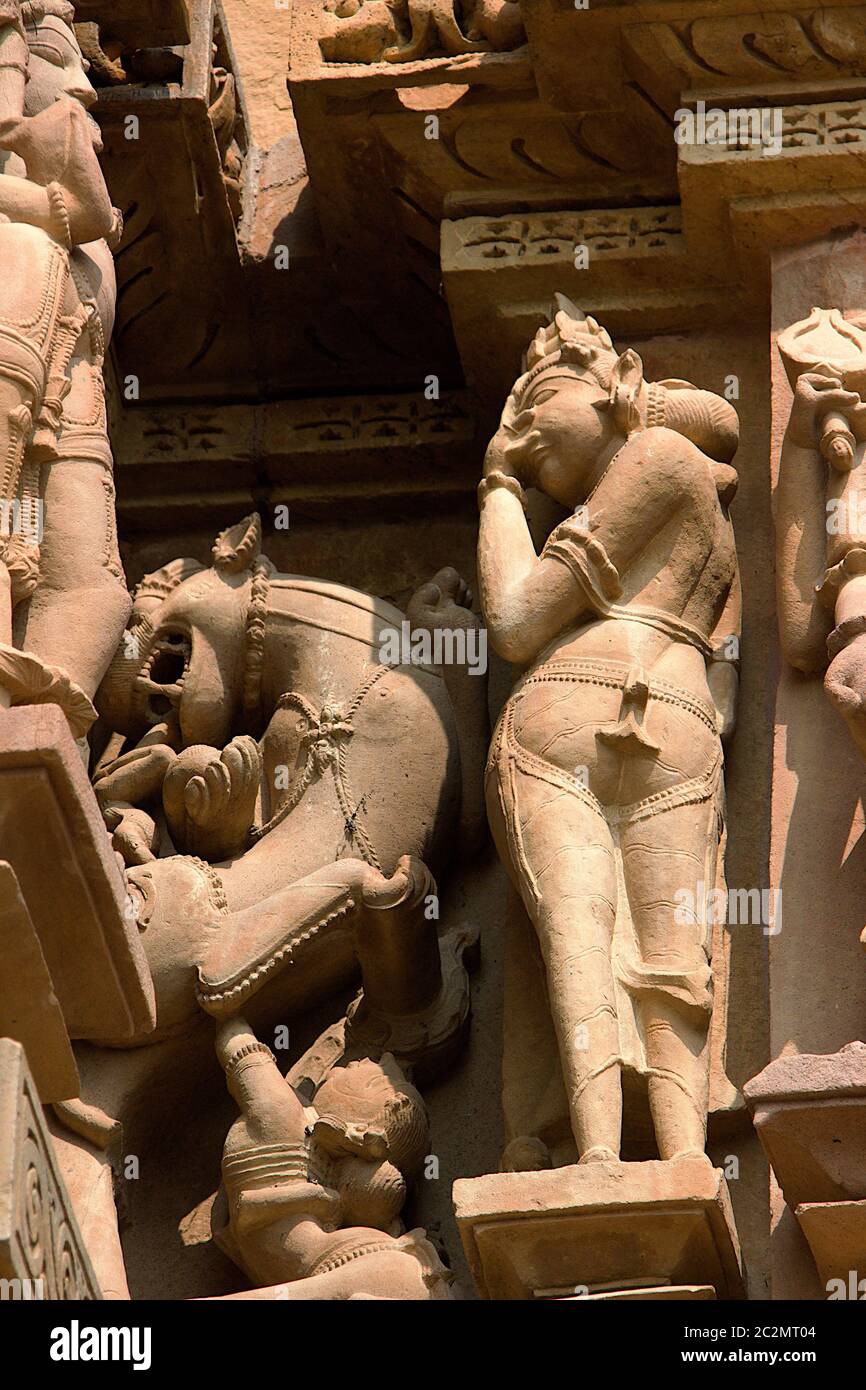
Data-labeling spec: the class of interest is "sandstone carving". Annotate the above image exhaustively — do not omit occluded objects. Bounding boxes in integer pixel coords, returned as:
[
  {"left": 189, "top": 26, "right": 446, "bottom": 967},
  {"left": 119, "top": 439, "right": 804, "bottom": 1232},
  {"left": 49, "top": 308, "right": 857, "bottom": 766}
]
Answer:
[
  {"left": 318, "top": 0, "right": 525, "bottom": 65},
  {"left": 210, "top": 1017, "right": 453, "bottom": 1298},
  {"left": 479, "top": 296, "right": 741, "bottom": 1168},
  {"left": 0, "top": 0, "right": 127, "bottom": 732},
  {"left": 2, "top": 0, "right": 866, "bottom": 1317},
  {"left": 776, "top": 307, "right": 866, "bottom": 767},
  {"left": 90, "top": 513, "right": 482, "bottom": 1057}
]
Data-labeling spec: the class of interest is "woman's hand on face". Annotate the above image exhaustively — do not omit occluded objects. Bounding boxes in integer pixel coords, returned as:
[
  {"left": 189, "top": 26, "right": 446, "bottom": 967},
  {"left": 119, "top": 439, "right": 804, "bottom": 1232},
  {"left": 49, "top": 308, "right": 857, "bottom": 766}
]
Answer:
[{"left": 483, "top": 427, "right": 516, "bottom": 479}]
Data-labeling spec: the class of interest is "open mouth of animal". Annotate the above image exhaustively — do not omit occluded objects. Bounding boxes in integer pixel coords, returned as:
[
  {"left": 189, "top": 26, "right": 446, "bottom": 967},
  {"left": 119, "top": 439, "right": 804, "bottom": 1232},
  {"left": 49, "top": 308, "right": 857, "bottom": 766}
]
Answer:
[{"left": 136, "top": 632, "right": 191, "bottom": 723}]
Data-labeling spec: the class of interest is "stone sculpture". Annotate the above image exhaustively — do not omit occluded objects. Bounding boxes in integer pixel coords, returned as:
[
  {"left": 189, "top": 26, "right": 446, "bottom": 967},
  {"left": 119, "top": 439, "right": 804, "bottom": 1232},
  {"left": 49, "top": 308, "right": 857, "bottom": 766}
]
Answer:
[
  {"left": 776, "top": 307, "right": 866, "bottom": 766},
  {"left": 318, "top": 0, "right": 524, "bottom": 65},
  {"left": 0, "top": 0, "right": 126, "bottom": 732},
  {"left": 210, "top": 1016, "right": 452, "bottom": 1299},
  {"left": 91, "top": 513, "right": 483, "bottom": 1059},
  {"left": 478, "top": 295, "right": 741, "bottom": 1166}
]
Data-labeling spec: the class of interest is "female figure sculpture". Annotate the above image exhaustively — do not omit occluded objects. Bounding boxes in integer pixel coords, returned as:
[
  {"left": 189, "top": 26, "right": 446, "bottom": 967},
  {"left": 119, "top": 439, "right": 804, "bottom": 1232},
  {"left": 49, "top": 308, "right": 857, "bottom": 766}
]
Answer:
[
  {"left": 0, "top": 1, "right": 127, "bottom": 726},
  {"left": 479, "top": 296, "right": 741, "bottom": 1165}
]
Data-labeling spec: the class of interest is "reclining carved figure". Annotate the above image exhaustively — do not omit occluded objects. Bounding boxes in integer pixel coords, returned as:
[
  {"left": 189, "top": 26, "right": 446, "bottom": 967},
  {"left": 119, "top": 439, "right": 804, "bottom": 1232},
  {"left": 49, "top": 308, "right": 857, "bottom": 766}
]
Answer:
[{"left": 92, "top": 514, "right": 486, "bottom": 1062}]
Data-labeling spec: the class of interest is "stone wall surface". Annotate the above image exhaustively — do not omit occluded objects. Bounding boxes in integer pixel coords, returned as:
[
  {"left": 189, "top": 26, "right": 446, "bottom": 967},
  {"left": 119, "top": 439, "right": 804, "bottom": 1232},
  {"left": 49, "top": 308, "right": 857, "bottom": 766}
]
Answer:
[{"left": 1, "top": 0, "right": 866, "bottom": 1325}]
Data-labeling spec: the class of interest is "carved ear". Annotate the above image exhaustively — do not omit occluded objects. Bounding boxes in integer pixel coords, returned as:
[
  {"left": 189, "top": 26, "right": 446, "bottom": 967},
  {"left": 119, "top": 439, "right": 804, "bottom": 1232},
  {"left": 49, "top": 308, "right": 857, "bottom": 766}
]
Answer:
[
  {"left": 212, "top": 513, "right": 262, "bottom": 574},
  {"left": 608, "top": 349, "right": 644, "bottom": 436}
]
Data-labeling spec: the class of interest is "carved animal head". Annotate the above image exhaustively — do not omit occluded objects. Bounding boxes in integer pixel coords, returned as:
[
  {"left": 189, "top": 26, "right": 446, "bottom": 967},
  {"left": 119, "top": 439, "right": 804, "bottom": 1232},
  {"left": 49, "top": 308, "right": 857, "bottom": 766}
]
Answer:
[{"left": 96, "top": 515, "right": 271, "bottom": 748}]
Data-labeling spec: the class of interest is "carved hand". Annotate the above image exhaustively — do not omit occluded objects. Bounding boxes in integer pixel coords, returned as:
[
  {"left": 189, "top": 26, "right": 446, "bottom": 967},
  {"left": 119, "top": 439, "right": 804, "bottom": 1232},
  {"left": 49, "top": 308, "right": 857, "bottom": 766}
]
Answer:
[
  {"left": 93, "top": 742, "right": 178, "bottom": 809},
  {"left": 787, "top": 372, "right": 866, "bottom": 452},
  {"left": 162, "top": 736, "right": 262, "bottom": 862}
]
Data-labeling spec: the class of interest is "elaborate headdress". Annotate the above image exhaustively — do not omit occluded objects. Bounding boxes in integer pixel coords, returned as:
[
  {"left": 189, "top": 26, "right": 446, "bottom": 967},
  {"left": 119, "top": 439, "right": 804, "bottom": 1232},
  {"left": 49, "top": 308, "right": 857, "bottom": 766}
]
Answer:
[
  {"left": 21, "top": 2, "right": 76, "bottom": 26},
  {"left": 503, "top": 294, "right": 739, "bottom": 465}
]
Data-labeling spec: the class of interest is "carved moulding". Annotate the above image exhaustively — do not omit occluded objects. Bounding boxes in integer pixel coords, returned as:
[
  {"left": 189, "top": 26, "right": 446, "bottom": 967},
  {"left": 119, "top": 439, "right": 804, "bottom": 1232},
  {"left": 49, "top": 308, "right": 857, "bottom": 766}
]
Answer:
[
  {"left": 678, "top": 98, "right": 866, "bottom": 295},
  {"left": 0, "top": 1039, "right": 100, "bottom": 1299},
  {"left": 92, "top": 0, "right": 251, "bottom": 401},
  {"left": 521, "top": 0, "right": 866, "bottom": 116},
  {"left": 745, "top": 1045, "right": 866, "bottom": 1289},
  {"left": 441, "top": 205, "right": 738, "bottom": 405},
  {"left": 111, "top": 390, "right": 477, "bottom": 528},
  {"left": 623, "top": 5, "right": 866, "bottom": 115}
]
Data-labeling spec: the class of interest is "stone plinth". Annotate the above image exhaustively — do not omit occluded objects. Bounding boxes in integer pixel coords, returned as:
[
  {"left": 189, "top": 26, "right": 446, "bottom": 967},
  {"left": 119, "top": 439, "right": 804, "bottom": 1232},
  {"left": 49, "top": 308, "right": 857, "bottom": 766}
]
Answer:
[
  {"left": 0, "top": 1040, "right": 100, "bottom": 1299},
  {"left": 0, "top": 863, "right": 78, "bottom": 1102},
  {"left": 745, "top": 1043, "right": 866, "bottom": 1290},
  {"left": 0, "top": 706, "right": 155, "bottom": 1042},
  {"left": 744, "top": 1043, "right": 866, "bottom": 1209},
  {"left": 453, "top": 1156, "right": 745, "bottom": 1301}
]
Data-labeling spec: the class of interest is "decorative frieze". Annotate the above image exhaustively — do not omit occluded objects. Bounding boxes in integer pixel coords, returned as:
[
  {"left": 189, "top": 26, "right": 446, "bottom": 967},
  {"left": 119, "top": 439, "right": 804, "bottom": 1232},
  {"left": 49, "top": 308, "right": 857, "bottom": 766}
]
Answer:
[{"left": 0, "top": 1039, "right": 100, "bottom": 1300}]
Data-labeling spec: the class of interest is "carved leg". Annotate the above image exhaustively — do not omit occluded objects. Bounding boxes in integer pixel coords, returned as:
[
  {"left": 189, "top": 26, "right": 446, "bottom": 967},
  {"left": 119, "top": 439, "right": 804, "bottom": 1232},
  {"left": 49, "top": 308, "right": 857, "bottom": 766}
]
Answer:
[
  {"left": 488, "top": 761, "right": 622, "bottom": 1160},
  {"left": 17, "top": 457, "right": 132, "bottom": 699},
  {"left": 620, "top": 799, "right": 717, "bottom": 1160},
  {"left": 196, "top": 857, "right": 391, "bottom": 1018},
  {"left": 407, "top": 567, "right": 489, "bottom": 858},
  {"left": 383, "top": 9, "right": 436, "bottom": 61},
  {"left": 198, "top": 855, "right": 467, "bottom": 1075}
]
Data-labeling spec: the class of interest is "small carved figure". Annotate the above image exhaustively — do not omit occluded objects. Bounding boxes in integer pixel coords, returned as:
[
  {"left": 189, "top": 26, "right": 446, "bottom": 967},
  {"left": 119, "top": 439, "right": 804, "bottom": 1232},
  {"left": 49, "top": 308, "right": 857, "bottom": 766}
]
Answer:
[
  {"left": 479, "top": 296, "right": 741, "bottom": 1165},
  {"left": 212, "top": 1016, "right": 452, "bottom": 1299},
  {"left": 776, "top": 308, "right": 866, "bottom": 765}
]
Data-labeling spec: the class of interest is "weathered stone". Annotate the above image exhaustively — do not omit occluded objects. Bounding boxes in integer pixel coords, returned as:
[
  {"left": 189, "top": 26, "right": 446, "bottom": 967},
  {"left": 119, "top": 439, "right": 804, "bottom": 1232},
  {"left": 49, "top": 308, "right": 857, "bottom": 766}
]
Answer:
[
  {"left": 0, "top": 705, "right": 155, "bottom": 1041},
  {"left": 454, "top": 1157, "right": 745, "bottom": 1300},
  {"left": 0, "top": 1038, "right": 100, "bottom": 1298}
]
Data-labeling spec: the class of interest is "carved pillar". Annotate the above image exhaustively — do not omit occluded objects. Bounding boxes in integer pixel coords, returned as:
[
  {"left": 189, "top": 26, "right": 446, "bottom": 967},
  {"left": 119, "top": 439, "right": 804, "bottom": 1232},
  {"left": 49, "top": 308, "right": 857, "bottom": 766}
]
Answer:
[{"left": 755, "top": 230, "right": 866, "bottom": 1298}]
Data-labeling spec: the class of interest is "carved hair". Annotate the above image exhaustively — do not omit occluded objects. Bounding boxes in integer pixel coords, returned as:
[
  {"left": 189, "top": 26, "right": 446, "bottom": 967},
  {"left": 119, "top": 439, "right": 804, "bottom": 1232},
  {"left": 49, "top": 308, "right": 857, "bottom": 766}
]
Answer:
[{"left": 313, "top": 1055, "right": 429, "bottom": 1178}]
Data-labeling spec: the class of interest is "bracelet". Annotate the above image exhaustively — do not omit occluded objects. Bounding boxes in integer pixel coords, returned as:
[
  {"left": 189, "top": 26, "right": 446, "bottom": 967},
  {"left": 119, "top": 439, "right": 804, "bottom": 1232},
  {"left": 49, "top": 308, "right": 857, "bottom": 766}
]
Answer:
[
  {"left": 46, "top": 182, "right": 72, "bottom": 249},
  {"left": 828, "top": 614, "right": 866, "bottom": 660},
  {"left": 478, "top": 470, "right": 527, "bottom": 512},
  {"left": 223, "top": 1040, "right": 277, "bottom": 1077}
]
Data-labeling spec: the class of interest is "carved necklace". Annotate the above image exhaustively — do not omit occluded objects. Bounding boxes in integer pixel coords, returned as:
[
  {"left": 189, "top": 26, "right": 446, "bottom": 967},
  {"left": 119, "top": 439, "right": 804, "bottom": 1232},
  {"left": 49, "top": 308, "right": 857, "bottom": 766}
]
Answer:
[{"left": 241, "top": 558, "right": 272, "bottom": 728}]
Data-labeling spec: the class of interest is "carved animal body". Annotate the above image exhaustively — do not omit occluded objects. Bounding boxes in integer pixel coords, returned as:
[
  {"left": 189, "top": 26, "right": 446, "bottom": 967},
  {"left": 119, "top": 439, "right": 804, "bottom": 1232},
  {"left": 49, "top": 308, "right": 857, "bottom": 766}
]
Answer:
[{"left": 93, "top": 517, "right": 473, "bottom": 1043}]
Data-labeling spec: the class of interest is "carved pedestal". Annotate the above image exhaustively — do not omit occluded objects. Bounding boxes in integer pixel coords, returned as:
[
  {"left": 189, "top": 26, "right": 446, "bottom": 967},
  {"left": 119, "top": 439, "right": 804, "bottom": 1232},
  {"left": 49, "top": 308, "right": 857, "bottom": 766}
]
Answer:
[
  {"left": 745, "top": 1043, "right": 866, "bottom": 1290},
  {"left": 0, "top": 705, "right": 154, "bottom": 1046},
  {"left": 453, "top": 1157, "right": 745, "bottom": 1301}
]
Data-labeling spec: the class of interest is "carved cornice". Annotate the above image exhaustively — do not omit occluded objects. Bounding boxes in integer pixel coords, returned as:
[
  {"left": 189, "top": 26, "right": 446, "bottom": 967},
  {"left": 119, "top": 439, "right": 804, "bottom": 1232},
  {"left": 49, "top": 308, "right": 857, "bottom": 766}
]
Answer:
[{"left": 112, "top": 392, "right": 478, "bottom": 524}]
